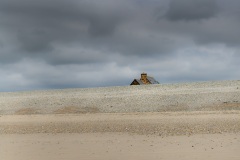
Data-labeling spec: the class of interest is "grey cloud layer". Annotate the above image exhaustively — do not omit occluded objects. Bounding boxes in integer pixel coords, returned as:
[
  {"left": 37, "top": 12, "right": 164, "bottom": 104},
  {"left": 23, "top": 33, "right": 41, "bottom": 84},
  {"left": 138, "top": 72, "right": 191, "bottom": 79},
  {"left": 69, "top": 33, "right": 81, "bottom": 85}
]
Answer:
[
  {"left": 0, "top": 0, "right": 130, "bottom": 61},
  {"left": 165, "top": 0, "right": 219, "bottom": 21},
  {"left": 0, "top": 0, "right": 240, "bottom": 91}
]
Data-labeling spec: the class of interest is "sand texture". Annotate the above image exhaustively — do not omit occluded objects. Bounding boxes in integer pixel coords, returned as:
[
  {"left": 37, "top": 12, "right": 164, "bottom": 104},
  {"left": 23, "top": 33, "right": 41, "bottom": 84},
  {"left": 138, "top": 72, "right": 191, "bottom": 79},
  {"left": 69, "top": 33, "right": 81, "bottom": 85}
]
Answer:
[
  {"left": 0, "top": 80, "right": 240, "bottom": 160},
  {"left": 1, "top": 133, "right": 240, "bottom": 160},
  {"left": 1, "top": 112, "right": 240, "bottom": 135},
  {"left": 0, "top": 80, "right": 240, "bottom": 115}
]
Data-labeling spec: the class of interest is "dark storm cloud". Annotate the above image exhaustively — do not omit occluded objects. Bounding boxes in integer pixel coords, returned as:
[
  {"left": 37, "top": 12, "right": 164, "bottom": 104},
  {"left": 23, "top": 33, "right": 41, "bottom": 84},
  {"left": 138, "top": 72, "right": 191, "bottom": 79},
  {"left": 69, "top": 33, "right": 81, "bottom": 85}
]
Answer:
[
  {"left": 165, "top": 0, "right": 219, "bottom": 21},
  {"left": 0, "top": 0, "right": 128, "bottom": 62},
  {"left": 157, "top": 0, "right": 240, "bottom": 46},
  {"left": 0, "top": 0, "right": 175, "bottom": 65},
  {"left": 0, "top": 0, "right": 240, "bottom": 91}
]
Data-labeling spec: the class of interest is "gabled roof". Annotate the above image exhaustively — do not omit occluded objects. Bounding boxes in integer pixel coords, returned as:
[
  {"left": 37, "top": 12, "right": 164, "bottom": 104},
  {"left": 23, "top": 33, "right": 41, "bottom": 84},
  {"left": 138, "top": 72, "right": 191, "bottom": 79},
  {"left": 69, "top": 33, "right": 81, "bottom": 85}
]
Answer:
[
  {"left": 130, "top": 73, "right": 159, "bottom": 85},
  {"left": 146, "top": 76, "right": 159, "bottom": 84},
  {"left": 130, "top": 79, "right": 144, "bottom": 85},
  {"left": 135, "top": 79, "right": 144, "bottom": 85},
  {"left": 130, "top": 77, "right": 159, "bottom": 85}
]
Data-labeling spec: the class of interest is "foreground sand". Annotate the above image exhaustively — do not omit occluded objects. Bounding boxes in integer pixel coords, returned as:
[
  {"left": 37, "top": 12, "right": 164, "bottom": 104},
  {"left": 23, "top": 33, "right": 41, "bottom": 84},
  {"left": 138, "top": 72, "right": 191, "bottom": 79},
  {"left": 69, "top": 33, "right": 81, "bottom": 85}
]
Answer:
[
  {"left": 1, "top": 81, "right": 240, "bottom": 159},
  {"left": 1, "top": 112, "right": 240, "bottom": 135},
  {"left": 1, "top": 133, "right": 240, "bottom": 160},
  {"left": 1, "top": 111, "right": 240, "bottom": 160}
]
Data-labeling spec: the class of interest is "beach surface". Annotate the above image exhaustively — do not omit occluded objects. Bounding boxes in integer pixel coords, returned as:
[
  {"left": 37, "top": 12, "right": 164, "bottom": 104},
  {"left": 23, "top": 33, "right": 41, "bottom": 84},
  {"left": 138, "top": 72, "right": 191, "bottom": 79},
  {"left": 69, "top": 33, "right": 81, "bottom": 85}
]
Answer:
[{"left": 0, "top": 80, "right": 240, "bottom": 160}]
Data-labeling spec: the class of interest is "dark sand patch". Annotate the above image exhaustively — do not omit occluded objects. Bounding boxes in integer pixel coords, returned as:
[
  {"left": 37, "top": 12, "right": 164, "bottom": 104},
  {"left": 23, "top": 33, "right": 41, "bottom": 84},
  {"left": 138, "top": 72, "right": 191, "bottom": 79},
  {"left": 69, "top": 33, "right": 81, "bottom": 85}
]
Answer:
[
  {"left": 202, "top": 102, "right": 240, "bottom": 111},
  {"left": 1, "top": 112, "right": 240, "bottom": 135},
  {"left": 15, "top": 108, "right": 38, "bottom": 115},
  {"left": 53, "top": 106, "right": 100, "bottom": 114}
]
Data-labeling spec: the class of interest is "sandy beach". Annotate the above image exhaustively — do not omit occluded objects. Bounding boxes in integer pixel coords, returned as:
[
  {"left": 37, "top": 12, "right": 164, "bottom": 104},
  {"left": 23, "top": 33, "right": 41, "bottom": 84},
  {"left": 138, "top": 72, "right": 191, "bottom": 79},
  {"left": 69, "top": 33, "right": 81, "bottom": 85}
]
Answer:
[
  {"left": 1, "top": 112, "right": 240, "bottom": 160},
  {"left": 1, "top": 132, "right": 240, "bottom": 160},
  {"left": 0, "top": 80, "right": 240, "bottom": 160}
]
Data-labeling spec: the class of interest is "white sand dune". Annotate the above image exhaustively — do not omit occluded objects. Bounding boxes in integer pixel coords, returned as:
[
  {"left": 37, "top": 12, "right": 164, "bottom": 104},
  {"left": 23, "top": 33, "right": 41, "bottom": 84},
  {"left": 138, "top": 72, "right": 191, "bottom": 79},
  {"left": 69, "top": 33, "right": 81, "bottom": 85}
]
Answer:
[{"left": 0, "top": 80, "right": 240, "bottom": 114}]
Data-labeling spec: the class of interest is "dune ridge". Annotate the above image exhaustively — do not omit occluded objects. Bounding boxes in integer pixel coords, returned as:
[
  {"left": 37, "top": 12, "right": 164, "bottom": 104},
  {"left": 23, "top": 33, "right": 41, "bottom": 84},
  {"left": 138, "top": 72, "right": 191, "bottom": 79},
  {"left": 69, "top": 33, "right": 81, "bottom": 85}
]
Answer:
[{"left": 0, "top": 80, "right": 240, "bottom": 115}]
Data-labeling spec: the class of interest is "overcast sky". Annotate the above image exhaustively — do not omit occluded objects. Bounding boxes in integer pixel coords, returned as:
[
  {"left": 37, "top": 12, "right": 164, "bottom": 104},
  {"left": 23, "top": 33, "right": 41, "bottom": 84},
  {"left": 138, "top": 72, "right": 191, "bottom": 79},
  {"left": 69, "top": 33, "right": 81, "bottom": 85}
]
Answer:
[{"left": 0, "top": 0, "right": 240, "bottom": 91}]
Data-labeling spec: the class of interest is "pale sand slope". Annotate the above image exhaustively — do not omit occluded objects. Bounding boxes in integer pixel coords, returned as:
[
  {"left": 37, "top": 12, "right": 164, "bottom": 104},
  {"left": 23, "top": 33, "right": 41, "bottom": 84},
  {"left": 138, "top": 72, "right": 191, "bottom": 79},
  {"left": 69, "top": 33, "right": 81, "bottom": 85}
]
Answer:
[
  {"left": 0, "top": 80, "right": 240, "bottom": 114},
  {"left": 0, "top": 112, "right": 240, "bottom": 160},
  {"left": 0, "top": 80, "right": 240, "bottom": 160},
  {"left": 1, "top": 133, "right": 240, "bottom": 160},
  {"left": 1, "top": 112, "right": 240, "bottom": 135}
]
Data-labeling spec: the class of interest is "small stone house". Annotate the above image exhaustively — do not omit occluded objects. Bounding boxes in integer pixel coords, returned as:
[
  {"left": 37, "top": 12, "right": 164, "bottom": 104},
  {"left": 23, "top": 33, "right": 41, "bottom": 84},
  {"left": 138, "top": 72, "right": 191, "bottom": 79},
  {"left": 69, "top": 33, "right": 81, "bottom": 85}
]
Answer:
[{"left": 130, "top": 73, "right": 159, "bottom": 85}]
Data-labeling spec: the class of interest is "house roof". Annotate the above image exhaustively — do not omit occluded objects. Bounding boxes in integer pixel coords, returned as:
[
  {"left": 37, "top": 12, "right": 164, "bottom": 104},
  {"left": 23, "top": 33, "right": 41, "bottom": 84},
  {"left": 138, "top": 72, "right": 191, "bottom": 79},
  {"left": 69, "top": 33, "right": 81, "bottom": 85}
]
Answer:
[
  {"left": 135, "top": 79, "right": 144, "bottom": 85},
  {"left": 130, "top": 73, "right": 159, "bottom": 85},
  {"left": 131, "top": 77, "right": 159, "bottom": 85},
  {"left": 146, "top": 76, "right": 159, "bottom": 84}
]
